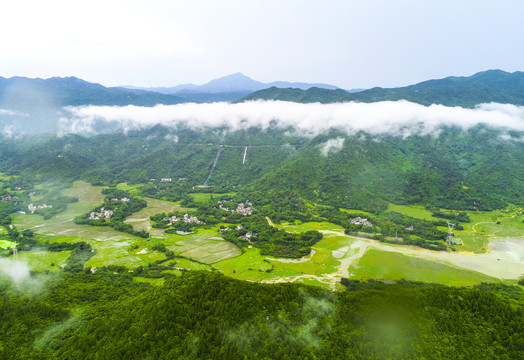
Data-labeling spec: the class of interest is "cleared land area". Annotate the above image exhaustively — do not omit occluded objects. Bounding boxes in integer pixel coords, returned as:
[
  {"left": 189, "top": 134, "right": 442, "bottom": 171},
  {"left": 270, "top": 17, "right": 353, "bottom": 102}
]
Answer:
[
  {"left": 16, "top": 250, "right": 71, "bottom": 272},
  {"left": 348, "top": 248, "right": 497, "bottom": 285},
  {"left": 14, "top": 181, "right": 133, "bottom": 242},
  {"left": 166, "top": 229, "right": 241, "bottom": 264},
  {"left": 10, "top": 183, "right": 524, "bottom": 288},
  {"left": 124, "top": 197, "right": 189, "bottom": 236}
]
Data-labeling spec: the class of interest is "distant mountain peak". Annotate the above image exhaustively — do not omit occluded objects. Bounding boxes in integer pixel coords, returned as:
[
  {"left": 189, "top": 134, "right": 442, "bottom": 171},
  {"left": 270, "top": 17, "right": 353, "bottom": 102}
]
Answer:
[{"left": 120, "top": 73, "right": 341, "bottom": 96}]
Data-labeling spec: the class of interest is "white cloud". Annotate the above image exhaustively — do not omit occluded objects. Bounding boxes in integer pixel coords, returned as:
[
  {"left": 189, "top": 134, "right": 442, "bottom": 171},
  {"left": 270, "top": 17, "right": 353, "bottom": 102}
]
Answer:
[
  {"left": 0, "top": 258, "right": 46, "bottom": 293},
  {"left": 0, "top": 109, "right": 28, "bottom": 117},
  {"left": 2, "top": 125, "right": 15, "bottom": 138},
  {"left": 62, "top": 100, "right": 524, "bottom": 137},
  {"left": 318, "top": 137, "right": 345, "bottom": 156}
]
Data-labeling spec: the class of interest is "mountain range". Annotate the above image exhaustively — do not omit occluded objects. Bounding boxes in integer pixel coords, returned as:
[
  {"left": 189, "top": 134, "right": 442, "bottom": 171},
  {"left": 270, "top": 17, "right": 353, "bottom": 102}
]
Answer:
[
  {"left": 2, "top": 69, "right": 524, "bottom": 133},
  {"left": 239, "top": 70, "right": 524, "bottom": 107},
  {"left": 124, "top": 72, "right": 341, "bottom": 94},
  {"left": 122, "top": 72, "right": 343, "bottom": 102},
  {"left": 0, "top": 76, "right": 185, "bottom": 108}
]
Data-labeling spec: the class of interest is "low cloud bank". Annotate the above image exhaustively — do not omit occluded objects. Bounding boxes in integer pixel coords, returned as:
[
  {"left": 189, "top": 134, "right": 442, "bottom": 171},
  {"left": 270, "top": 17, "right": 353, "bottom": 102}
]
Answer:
[{"left": 60, "top": 100, "right": 524, "bottom": 136}]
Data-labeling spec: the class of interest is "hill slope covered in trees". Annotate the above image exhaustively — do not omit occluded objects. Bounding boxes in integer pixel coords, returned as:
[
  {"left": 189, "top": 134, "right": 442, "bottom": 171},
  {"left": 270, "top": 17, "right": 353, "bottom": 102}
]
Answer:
[
  {"left": 239, "top": 70, "right": 524, "bottom": 107},
  {"left": 1, "top": 271, "right": 522, "bottom": 359}
]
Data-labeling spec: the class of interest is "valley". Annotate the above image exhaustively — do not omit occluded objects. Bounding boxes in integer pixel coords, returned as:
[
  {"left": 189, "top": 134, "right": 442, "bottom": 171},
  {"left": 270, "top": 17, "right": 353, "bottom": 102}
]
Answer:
[{"left": 9, "top": 181, "right": 523, "bottom": 289}]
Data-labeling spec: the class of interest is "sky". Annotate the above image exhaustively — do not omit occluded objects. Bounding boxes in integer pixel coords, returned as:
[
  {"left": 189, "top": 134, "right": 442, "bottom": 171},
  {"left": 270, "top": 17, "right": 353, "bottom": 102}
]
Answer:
[{"left": 1, "top": 0, "right": 524, "bottom": 89}]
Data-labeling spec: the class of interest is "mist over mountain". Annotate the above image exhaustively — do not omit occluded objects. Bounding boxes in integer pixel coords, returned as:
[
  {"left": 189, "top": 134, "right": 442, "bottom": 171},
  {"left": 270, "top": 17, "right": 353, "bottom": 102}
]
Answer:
[
  {"left": 2, "top": 69, "right": 524, "bottom": 135},
  {"left": 0, "top": 76, "right": 184, "bottom": 108},
  {"left": 0, "top": 76, "right": 186, "bottom": 133}
]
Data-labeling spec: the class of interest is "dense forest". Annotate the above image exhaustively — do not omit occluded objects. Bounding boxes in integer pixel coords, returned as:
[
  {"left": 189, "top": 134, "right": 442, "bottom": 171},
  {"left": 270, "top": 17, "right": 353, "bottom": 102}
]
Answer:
[
  {"left": 1, "top": 271, "right": 522, "bottom": 359},
  {"left": 2, "top": 124, "right": 524, "bottom": 214}
]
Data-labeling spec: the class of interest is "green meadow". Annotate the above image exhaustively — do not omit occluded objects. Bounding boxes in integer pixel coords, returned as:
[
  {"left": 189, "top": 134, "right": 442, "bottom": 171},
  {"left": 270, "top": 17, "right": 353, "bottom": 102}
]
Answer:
[
  {"left": 16, "top": 250, "right": 71, "bottom": 272},
  {"left": 349, "top": 249, "right": 498, "bottom": 286},
  {"left": 0, "top": 240, "right": 15, "bottom": 249}
]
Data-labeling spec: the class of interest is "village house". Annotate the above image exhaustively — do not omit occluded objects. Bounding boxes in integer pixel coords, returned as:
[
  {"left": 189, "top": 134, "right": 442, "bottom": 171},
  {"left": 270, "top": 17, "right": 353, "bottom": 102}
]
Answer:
[
  {"left": 89, "top": 207, "right": 113, "bottom": 220},
  {"left": 217, "top": 200, "right": 256, "bottom": 215},
  {"left": 1, "top": 195, "right": 19, "bottom": 202},
  {"left": 167, "top": 213, "right": 204, "bottom": 225},
  {"left": 350, "top": 216, "right": 373, "bottom": 227},
  {"left": 27, "top": 203, "right": 53, "bottom": 214}
]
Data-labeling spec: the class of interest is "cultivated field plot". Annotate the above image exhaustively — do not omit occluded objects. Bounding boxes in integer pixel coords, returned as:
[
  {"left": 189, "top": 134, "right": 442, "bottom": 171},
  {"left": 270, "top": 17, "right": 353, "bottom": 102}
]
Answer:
[
  {"left": 14, "top": 181, "right": 132, "bottom": 241},
  {"left": 348, "top": 248, "right": 497, "bottom": 286},
  {"left": 166, "top": 229, "right": 241, "bottom": 264},
  {"left": 86, "top": 241, "right": 165, "bottom": 268}
]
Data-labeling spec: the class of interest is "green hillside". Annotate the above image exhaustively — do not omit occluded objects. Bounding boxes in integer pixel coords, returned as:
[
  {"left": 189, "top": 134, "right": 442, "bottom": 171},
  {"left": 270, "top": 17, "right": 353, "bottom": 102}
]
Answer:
[
  {"left": 240, "top": 70, "right": 524, "bottom": 107},
  {"left": 0, "top": 76, "right": 185, "bottom": 107},
  {"left": 2, "top": 124, "right": 523, "bottom": 214},
  {"left": 1, "top": 271, "right": 522, "bottom": 359}
]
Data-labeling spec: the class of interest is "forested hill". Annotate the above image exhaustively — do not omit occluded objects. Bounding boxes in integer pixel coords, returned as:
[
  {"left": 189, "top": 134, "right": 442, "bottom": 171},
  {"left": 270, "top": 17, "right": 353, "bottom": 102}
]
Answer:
[
  {"left": 0, "top": 76, "right": 185, "bottom": 107},
  {"left": 1, "top": 271, "right": 522, "bottom": 359},
  {"left": 239, "top": 69, "right": 524, "bottom": 107},
  {"left": 2, "top": 125, "right": 524, "bottom": 213}
]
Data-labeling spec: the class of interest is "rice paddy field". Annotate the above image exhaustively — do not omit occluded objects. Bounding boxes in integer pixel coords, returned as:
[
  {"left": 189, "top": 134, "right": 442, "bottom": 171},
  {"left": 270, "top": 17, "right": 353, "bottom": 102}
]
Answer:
[{"left": 8, "top": 182, "right": 524, "bottom": 288}]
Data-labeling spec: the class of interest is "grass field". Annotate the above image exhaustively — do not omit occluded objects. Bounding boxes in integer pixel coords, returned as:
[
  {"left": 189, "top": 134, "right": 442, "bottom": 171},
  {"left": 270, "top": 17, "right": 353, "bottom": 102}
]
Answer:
[
  {"left": 0, "top": 240, "right": 15, "bottom": 249},
  {"left": 349, "top": 249, "right": 498, "bottom": 286},
  {"left": 15, "top": 250, "right": 71, "bottom": 272},
  {"left": 386, "top": 204, "right": 437, "bottom": 220},
  {"left": 385, "top": 203, "right": 524, "bottom": 255},
  {"left": 116, "top": 182, "right": 141, "bottom": 194},
  {"left": 189, "top": 192, "right": 236, "bottom": 203},
  {"left": 214, "top": 233, "right": 360, "bottom": 283},
  {"left": 278, "top": 221, "right": 344, "bottom": 233},
  {"left": 213, "top": 247, "right": 302, "bottom": 281},
  {"left": 133, "top": 277, "right": 165, "bottom": 286},
  {"left": 165, "top": 258, "right": 212, "bottom": 271},
  {"left": 86, "top": 240, "right": 165, "bottom": 268}
]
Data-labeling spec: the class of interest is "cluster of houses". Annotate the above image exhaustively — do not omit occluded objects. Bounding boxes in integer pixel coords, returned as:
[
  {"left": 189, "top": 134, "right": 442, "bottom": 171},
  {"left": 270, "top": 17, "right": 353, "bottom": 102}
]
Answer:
[
  {"left": 89, "top": 207, "right": 114, "bottom": 220},
  {"left": 27, "top": 203, "right": 53, "bottom": 214},
  {"left": 1, "top": 195, "right": 18, "bottom": 202},
  {"left": 239, "top": 232, "right": 257, "bottom": 242},
  {"left": 167, "top": 213, "right": 204, "bottom": 225},
  {"left": 149, "top": 178, "right": 186, "bottom": 183},
  {"left": 109, "top": 197, "right": 130, "bottom": 202},
  {"left": 217, "top": 200, "right": 256, "bottom": 215},
  {"left": 350, "top": 216, "right": 373, "bottom": 227}
]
